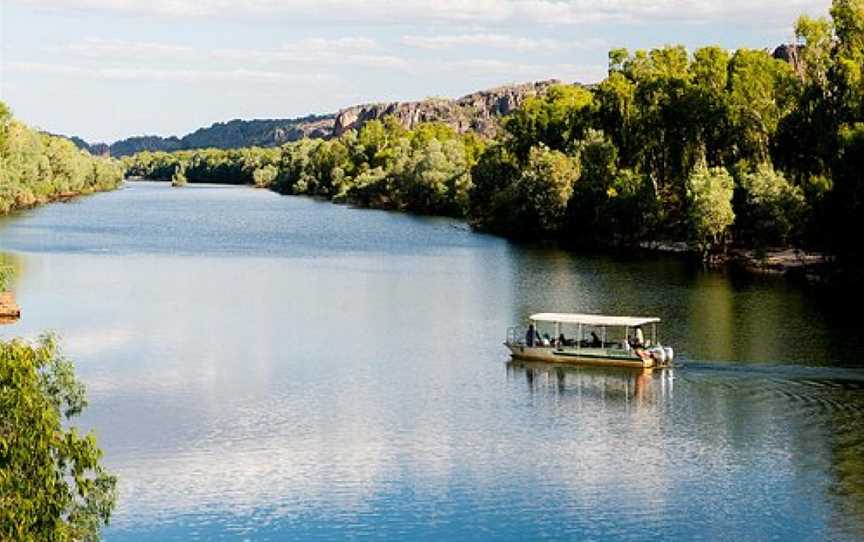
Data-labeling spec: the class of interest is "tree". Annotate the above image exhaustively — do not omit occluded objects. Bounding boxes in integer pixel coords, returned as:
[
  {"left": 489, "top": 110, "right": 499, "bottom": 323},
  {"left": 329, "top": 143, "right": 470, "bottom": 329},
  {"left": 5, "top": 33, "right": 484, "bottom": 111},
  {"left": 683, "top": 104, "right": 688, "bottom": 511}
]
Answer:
[
  {"left": 1, "top": 334, "right": 117, "bottom": 541},
  {"left": 399, "top": 138, "right": 471, "bottom": 216},
  {"left": 685, "top": 164, "right": 735, "bottom": 259},
  {"left": 252, "top": 165, "right": 278, "bottom": 188},
  {"left": 828, "top": 122, "right": 864, "bottom": 266},
  {"left": 504, "top": 84, "right": 595, "bottom": 161},
  {"left": 468, "top": 144, "right": 521, "bottom": 232},
  {"left": 511, "top": 145, "right": 581, "bottom": 236},
  {"left": 171, "top": 162, "right": 188, "bottom": 187},
  {"left": 734, "top": 163, "right": 807, "bottom": 248},
  {"left": 728, "top": 50, "right": 800, "bottom": 163}
]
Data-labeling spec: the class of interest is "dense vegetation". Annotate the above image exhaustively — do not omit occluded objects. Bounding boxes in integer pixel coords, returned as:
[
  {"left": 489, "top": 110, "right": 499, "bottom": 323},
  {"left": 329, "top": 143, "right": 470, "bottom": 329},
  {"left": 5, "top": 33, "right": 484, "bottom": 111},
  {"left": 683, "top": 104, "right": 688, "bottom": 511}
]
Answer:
[
  {"left": 0, "top": 102, "right": 124, "bottom": 216},
  {"left": 0, "top": 334, "right": 117, "bottom": 541},
  {"left": 124, "top": 1, "right": 864, "bottom": 275}
]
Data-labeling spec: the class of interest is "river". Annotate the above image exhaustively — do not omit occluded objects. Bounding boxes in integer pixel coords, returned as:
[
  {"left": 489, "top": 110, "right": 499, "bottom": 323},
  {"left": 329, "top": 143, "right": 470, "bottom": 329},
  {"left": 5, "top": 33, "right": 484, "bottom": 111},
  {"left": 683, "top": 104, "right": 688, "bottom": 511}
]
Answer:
[{"left": 1, "top": 181, "right": 863, "bottom": 540}]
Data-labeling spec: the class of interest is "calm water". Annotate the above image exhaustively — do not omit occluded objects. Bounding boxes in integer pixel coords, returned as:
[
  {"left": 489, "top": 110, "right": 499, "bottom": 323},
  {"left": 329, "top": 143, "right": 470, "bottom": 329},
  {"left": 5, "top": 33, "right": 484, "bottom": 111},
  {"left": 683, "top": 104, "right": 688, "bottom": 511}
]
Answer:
[{"left": 1, "top": 181, "right": 863, "bottom": 541}]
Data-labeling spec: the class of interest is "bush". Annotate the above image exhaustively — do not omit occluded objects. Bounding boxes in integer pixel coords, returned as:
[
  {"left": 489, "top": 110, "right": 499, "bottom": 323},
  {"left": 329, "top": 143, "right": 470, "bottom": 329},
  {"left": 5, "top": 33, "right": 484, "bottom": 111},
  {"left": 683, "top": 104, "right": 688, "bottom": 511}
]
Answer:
[
  {"left": 686, "top": 164, "right": 735, "bottom": 259},
  {"left": 735, "top": 163, "right": 807, "bottom": 247}
]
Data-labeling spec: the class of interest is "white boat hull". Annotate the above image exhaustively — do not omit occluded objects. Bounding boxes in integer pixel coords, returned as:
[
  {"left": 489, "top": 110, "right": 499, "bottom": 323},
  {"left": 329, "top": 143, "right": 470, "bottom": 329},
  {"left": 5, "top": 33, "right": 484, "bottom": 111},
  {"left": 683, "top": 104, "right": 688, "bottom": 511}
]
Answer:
[{"left": 506, "top": 343, "right": 658, "bottom": 369}]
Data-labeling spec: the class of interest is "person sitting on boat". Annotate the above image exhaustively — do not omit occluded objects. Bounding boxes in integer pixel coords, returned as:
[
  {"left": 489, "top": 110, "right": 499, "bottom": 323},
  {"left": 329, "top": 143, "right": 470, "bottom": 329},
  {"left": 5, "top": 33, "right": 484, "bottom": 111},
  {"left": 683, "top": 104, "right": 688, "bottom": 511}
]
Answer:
[
  {"left": 634, "top": 326, "right": 645, "bottom": 348},
  {"left": 557, "top": 333, "right": 566, "bottom": 348},
  {"left": 525, "top": 324, "right": 538, "bottom": 347},
  {"left": 541, "top": 333, "right": 551, "bottom": 347},
  {"left": 590, "top": 331, "right": 602, "bottom": 347}
]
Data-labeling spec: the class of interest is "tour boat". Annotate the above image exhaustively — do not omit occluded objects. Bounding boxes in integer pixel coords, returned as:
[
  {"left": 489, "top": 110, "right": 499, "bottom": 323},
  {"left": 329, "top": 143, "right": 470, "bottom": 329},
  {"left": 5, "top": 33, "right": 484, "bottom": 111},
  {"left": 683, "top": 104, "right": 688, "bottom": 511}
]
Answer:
[{"left": 505, "top": 313, "right": 674, "bottom": 368}]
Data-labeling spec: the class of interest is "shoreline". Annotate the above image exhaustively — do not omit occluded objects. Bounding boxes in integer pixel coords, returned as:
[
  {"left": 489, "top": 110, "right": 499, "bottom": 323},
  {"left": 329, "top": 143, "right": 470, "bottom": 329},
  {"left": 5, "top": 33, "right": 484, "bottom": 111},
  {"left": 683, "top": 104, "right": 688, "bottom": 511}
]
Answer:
[
  {"left": 0, "top": 184, "right": 121, "bottom": 218},
  {"left": 637, "top": 240, "right": 828, "bottom": 280},
  {"left": 122, "top": 178, "right": 834, "bottom": 283}
]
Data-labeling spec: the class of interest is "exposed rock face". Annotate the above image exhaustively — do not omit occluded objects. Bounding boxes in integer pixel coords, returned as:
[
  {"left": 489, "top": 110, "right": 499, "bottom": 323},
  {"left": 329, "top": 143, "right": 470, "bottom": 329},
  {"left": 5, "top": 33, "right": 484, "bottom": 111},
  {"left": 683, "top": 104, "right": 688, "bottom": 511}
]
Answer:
[
  {"left": 74, "top": 80, "right": 570, "bottom": 155},
  {"left": 333, "top": 80, "right": 562, "bottom": 137},
  {"left": 772, "top": 44, "right": 804, "bottom": 76}
]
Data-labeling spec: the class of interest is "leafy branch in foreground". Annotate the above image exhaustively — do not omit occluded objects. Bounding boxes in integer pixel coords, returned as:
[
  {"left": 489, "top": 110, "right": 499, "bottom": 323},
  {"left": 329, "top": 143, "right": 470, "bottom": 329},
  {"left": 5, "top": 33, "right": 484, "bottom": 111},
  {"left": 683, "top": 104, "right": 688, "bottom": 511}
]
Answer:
[{"left": 0, "top": 333, "right": 117, "bottom": 542}]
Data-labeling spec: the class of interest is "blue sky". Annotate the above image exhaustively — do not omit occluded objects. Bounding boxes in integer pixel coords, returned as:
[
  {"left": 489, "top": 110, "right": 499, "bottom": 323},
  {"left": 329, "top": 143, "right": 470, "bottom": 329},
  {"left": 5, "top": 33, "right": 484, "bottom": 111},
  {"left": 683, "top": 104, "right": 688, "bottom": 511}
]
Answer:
[{"left": 0, "top": 0, "right": 830, "bottom": 143}]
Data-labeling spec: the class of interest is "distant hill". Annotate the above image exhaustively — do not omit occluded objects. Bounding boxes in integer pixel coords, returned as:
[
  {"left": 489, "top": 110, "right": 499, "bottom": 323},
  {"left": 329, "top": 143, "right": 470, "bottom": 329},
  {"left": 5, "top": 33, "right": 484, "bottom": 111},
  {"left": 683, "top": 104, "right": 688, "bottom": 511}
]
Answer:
[
  {"left": 74, "top": 80, "right": 566, "bottom": 156},
  {"left": 78, "top": 115, "right": 334, "bottom": 157}
]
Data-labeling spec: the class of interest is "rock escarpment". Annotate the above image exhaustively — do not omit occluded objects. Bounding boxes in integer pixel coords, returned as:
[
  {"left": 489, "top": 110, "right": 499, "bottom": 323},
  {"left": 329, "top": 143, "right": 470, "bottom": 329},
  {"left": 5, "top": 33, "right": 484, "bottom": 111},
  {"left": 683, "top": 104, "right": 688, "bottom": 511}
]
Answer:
[{"left": 333, "top": 80, "right": 561, "bottom": 137}]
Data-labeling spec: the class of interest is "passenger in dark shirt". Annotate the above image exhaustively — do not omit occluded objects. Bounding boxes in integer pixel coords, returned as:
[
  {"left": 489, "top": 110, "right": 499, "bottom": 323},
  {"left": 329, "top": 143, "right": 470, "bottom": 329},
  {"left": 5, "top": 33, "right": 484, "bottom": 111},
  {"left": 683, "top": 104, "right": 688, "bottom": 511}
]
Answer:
[{"left": 525, "top": 324, "right": 538, "bottom": 347}]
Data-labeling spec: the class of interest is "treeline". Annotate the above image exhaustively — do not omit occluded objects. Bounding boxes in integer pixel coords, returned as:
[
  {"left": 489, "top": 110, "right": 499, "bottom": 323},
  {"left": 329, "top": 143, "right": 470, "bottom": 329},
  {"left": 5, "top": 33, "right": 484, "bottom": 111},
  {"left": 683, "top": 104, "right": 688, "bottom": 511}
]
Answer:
[
  {"left": 123, "top": 147, "right": 281, "bottom": 187},
  {"left": 0, "top": 102, "right": 124, "bottom": 215},
  {"left": 123, "top": 1, "right": 864, "bottom": 272}
]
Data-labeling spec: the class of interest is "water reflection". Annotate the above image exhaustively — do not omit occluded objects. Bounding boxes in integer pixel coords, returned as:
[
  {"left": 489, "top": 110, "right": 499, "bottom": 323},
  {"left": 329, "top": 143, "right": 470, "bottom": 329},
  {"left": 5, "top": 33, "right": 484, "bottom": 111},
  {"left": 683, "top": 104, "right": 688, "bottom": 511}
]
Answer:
[{"left": 507, "top": 361, "right": 673, "bottom": 406}]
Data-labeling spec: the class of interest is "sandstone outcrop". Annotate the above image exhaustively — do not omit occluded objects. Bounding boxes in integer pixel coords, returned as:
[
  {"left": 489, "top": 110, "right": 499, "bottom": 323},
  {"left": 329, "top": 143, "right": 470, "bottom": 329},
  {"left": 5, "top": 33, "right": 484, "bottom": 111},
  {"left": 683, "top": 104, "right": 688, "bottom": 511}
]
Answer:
[{"left": 333, "top": 80, "right": 562, "bottom": 137}]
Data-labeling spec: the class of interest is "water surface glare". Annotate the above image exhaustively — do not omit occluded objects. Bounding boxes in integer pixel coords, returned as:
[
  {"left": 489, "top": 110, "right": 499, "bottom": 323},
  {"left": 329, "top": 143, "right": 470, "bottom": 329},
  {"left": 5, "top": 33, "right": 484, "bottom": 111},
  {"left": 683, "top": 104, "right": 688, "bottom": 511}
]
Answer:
[{"left": 1, "top": 181, "right": 863, "bottom": 540}]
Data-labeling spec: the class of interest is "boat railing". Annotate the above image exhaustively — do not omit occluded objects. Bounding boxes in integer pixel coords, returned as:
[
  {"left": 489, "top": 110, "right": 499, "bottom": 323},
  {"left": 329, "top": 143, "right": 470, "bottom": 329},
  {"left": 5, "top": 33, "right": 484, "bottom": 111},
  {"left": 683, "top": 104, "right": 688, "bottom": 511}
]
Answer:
[{"left": 506, "top": 326, "right": 525, "bottom": 346}]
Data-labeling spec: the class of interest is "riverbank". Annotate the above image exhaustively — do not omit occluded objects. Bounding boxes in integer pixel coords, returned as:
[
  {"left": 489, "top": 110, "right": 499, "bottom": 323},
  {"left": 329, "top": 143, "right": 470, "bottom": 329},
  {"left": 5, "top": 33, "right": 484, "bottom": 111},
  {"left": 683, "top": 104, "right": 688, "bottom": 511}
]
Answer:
[
  {"left": 636, "top": 240, "right": 829, "bottom": 280},
  {"left": 0, "top": 184, "right": 122, "bottom": 217},
  {"left": 0, "top": 101, "right": 125, "bottom": 217}
]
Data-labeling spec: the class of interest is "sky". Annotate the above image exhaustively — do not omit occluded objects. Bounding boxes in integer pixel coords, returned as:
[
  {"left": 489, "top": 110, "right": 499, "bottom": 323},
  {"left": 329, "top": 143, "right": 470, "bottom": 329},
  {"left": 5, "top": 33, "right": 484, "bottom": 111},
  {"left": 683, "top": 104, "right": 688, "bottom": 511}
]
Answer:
[{"left": 0, "top": 0, "right": 831, "bottom": 144}]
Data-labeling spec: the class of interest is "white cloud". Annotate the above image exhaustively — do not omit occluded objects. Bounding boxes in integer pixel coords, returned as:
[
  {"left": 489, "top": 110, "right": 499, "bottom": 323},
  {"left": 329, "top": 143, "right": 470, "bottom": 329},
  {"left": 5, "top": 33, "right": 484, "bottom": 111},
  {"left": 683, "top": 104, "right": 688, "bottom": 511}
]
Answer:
[
  {"left": 12, "top": 0, "right": 831, "bottom": 25},
  {"left": 401, "top": 33, "right": 608, "bottom": 52},
  {"left": 8, "top": 62, "right": 336, "bottom": 83},
  {"left": 435, "top": 58, "right": 607, "bottom": 83},
  {"left": 57, "top": 37, "right": 409, "bottom": 70},
  {"left": 64, "top": 38, "right": 198, "bottom": 60}
]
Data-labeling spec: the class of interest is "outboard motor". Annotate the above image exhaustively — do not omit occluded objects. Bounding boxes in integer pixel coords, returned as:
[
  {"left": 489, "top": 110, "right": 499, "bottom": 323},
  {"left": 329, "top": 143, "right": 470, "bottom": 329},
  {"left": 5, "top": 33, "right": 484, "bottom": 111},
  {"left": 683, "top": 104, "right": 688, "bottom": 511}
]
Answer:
[
  {"left": 650, "top": 346, "right": 666, "bottom": 364},
  {"left": 663, "top": 347, "right": 674, "bottom": 363}
]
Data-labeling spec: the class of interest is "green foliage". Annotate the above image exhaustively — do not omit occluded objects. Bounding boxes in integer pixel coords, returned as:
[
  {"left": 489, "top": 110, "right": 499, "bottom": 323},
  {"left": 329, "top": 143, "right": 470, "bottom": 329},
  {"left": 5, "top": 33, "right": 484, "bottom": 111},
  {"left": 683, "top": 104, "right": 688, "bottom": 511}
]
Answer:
[
  {"left": 0, "top": 102, "right": 123, "bottom": 215},
  {"left": 398, "top": 138, "right": 473, "bottom": 215},
  {"left": 0, "top": 334, "right": 117, "bottom": 541},
  {"left": 504, "top": 84, "right": 595, "bottom": 161},
  {"left": 123, "top": 147, "right": 280, "bottom": 186},
  {"left": 252, "top": 164, "right": 279, "bottom": 188},
  {"left": 728, "top": 49, "right": 800, "bottom": 162},
  {"left": 828, "top": 122, "right": 864, "bottom": 265},
  {"left": 509, "top": 145, "right": 581, "bottom": 236},
  {"left": 686, "top": 164, "right": 735, "bottom": 259},
  {"left": 0, "top": 265, "right": 12, "bottom": 291},
  {"left": 467, "top": 144, "right": 521, "bottom": 232},
  {"left": 734, "top": 163, "right": 807, "bottom": 247},
  {"left": 565, "top": 130, "right": 657, "bottom": 244},
  {"left": 171, "top": 163, "right": 187, "bottom": 187}
]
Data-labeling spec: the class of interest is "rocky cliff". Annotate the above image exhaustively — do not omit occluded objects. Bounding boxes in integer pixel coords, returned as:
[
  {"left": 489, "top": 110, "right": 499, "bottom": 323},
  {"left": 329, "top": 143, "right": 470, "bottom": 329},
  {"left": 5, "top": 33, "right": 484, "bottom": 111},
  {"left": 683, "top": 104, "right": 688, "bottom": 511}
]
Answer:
[{"left": 333, "top": 80, "right": 560, "bottom": 137}]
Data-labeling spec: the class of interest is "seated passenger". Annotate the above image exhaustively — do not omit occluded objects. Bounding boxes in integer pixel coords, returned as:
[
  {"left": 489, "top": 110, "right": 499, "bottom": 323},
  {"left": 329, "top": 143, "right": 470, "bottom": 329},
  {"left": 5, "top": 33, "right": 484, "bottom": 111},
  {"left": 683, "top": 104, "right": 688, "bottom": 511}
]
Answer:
[
  {"left": 541, "top": 333, "right": 551, "bottom": 347},
  {"left": 557, "top": 333, "right": 566, "bottom": 348},
  {"left": 590, "top": 331, "right": 602, "bottom": 347}
]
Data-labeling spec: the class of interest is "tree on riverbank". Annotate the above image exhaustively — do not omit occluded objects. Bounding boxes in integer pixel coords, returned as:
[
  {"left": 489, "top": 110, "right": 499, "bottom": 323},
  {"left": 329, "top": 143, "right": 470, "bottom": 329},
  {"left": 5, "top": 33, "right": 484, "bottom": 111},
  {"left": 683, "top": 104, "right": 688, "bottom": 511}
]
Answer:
[
  {"left": 171, "top": 163, "right": 188, "bottom": 187},
  {"left": 686, "top": 164, "right": 735, "bottom": 261},
  {"left": 0, "top": 102, "right": 124, "bottom": 216},
  {"left": 0, "top": 334, "right": 117, "bottom": 541}
]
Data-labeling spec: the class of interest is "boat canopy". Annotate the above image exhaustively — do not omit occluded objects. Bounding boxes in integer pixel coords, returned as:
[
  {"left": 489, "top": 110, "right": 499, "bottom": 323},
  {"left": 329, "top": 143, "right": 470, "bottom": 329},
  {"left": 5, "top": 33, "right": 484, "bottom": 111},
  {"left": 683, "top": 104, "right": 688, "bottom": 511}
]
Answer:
[{"left": 529, "top": 313, "right": 660, "bottom": 327}]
